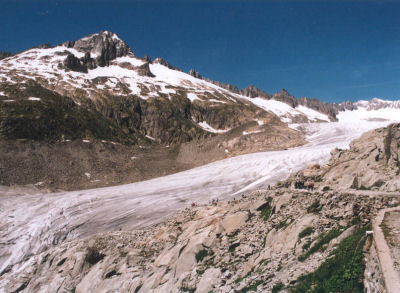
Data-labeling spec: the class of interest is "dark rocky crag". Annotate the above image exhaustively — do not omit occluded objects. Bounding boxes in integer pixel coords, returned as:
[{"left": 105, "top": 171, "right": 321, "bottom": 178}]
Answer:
[{"left": 62, "top": 31, "right": 132, "bottom": 71}]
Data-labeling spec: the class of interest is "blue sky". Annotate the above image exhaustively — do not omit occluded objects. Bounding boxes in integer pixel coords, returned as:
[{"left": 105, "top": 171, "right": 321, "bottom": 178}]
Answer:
[{"left": 1, "top": 0, "right": 400, "bottom": 102}]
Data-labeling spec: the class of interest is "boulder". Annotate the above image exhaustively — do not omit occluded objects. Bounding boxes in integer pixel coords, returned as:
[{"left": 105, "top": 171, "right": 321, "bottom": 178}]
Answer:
[
  {"left": 195, "top": 268, "right": 221, "bottom": 293},
  {"left": 221, "top": 211, "right": 248, "bottom": 234}
]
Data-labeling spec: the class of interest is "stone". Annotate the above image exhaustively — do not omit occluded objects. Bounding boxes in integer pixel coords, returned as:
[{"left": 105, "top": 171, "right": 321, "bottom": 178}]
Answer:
[
  {"left": 195, "top": 268, "right": 221, "bottom": 293},
  {"left": 221, "top": 212, "right": 248, "bottom": 234}
]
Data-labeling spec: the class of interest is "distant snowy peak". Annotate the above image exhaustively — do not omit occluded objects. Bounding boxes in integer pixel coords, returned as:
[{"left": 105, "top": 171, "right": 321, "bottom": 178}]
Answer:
[
  {"left": 337, "top": 98, "right": 400, "bottom": 124},
  {"left": 354, "top": 98, "right": 400, "bottom": 110}
]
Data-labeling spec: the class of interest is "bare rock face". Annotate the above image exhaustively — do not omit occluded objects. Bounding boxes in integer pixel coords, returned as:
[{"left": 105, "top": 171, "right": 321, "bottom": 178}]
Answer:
[
  {"left": 72, "top": 30, "right": 133, "bottom": 67},
  {"left": 241, "top": 85, "right": 271, "bottom": 99},
  {"left": 63, "top": 53, "right": 88, "bottom": 73},
  {"left": 136, "top": 62, "right": 155, "bottom": 77},
  {"left": 189, "top": 69, "right": 202, "bottom": 79}
]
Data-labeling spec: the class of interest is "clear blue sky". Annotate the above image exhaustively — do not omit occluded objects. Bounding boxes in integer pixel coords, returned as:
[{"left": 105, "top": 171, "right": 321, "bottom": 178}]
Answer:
[{"left": 1, "top": 0, "right": 400, "bottom": 102}]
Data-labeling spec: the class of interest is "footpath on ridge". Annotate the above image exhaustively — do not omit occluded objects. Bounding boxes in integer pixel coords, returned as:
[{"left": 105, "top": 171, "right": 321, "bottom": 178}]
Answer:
[{"left": 373, "top": 206, "right": 400, "bottom": 293}]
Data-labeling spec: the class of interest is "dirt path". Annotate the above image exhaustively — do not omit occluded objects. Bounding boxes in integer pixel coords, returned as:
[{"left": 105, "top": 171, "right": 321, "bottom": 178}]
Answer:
[{"left": 373, "top": 207, "right": 400, "bottom": 293}]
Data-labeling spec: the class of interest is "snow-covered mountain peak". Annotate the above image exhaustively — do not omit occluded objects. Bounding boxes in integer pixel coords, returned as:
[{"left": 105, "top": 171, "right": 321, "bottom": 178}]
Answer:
[
  {"left": 64, "top": 30, "right": 133, "bottom": 66},
  {"left": 354, "top": 97, "right": 400, "bottom": 110}
]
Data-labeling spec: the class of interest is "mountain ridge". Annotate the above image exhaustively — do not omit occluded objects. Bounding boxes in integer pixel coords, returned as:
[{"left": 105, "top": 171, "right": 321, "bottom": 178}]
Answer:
[{"left": 1, "top": 30, "right": 400, "bottom": 190}]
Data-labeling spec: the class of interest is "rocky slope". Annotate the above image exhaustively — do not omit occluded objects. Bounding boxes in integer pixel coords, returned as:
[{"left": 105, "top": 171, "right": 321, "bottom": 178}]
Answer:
[{"left": 291, "top": 123, "right": 400, "bottom": 192}]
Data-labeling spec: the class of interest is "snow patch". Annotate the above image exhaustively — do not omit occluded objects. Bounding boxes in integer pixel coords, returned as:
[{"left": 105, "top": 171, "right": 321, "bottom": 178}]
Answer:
[
  {"left": 242, "top": 96, "right": 329, "bottom": 123},
  {"left": 28, "top": 97, "right": 41, "bottom": 101},
  {"left": 198, "top": 121, "right": 230, "bottom": 133},
  {"left": 187, "top": 93, "right": 201, "bottom": 102},
  {"left": 243, "top": 130, "right": 263, "bottom": 135},
  {"left": 208, "top": 99, "right": 226, "bottom": 104},
  {"left": 146, "top": 135, "right": 155, "bottom": 141},
  {"left": 296, "top": 105, "right": 329, "bottom": 122}
]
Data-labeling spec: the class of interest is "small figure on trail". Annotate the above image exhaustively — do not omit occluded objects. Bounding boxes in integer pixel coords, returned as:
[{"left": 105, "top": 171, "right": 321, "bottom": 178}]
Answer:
[
  {"left": 309, "top": 181, "right": 315, "bottom": 191},
  {"left": 305, "top": 181, "right": 309, "bottom": 190},
  {"left": 192, "top": 202, "right": 196, "bottom": 207}
]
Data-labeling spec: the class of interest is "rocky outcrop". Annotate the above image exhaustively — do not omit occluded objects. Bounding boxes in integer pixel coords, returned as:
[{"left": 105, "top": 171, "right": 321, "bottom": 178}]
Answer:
[
  {"left": 63, "top": 31, "right": 132, "bottom": 67},
  {"left": 241, "top": 85, "right": 271, "bottom": 99},
  {"left": 290, "top": 123, "right": 400, "bottom": 192},
  {"left": 64, "top": 53, "right": 88, "bottom": 73},
  {"left": 136, "top": 62, "right": 155, "bottom": 77},
  {"left": 153, "top": 57, "right": 176, "bottom": 70},
  {"left": 189, "top": 68, "right": 202, "bottom": 79}
]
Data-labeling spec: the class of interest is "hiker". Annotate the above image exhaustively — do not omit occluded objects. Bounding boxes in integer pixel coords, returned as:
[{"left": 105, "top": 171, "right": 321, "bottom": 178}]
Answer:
[
  {"left": 191, "top": 202, "right": 196, "bottom": 207},
  {"left": 309, "top": 181, "right": 315, "bottom": 191}
]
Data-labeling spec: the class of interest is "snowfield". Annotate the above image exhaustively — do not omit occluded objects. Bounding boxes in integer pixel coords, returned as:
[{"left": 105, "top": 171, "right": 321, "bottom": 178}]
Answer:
[{"left": 0, "top": 108, "right": 399, "bottom": 273}]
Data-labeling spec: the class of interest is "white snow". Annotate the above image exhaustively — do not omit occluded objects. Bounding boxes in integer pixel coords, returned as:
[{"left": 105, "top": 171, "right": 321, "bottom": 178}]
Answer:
[
  {"left": 256, "top": 120, "right": 264, "bottom": 125},
  {"left": 242, "top": 96, "right": 330, "bottom": 123},
  {"left": 296, "top": 105, "right": 330, "bottom": 122},
  {"left": 243, "top": 130, "right": 263, "bottom": 135},
  {"left": 208, "top": 99, "right": 226, "bottom": 104},
  {"left": 146, "top": 135, "right": 155, "bottom": 141},
  {"left": 114, "top": 55, "right": 145, "bottom": 67},
  {"left": 2, "top": 99, "right": 15, "bottom": 102},
  {"left": 82, "top": 139, "right": 90, "bottom": 143},
  {"left": 187, "top": 93, "right": 201, "bottom": 102},
  {"left": 0, "top": 91, "right": 6, "bottom": 96},
  {"left": 198, "top": 121, "right": 230, "bottom": 133},
  {"left": 338, "top": 104, "right": 400, "bottom": 122},
  {"left": 28, "top": 97, "right": 41, "bottom": 101}
]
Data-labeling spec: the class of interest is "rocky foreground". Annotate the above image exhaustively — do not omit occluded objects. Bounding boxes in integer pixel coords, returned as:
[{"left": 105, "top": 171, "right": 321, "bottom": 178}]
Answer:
[{"left": 1, "top": 188, "right": 399, "bottom": 293}]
